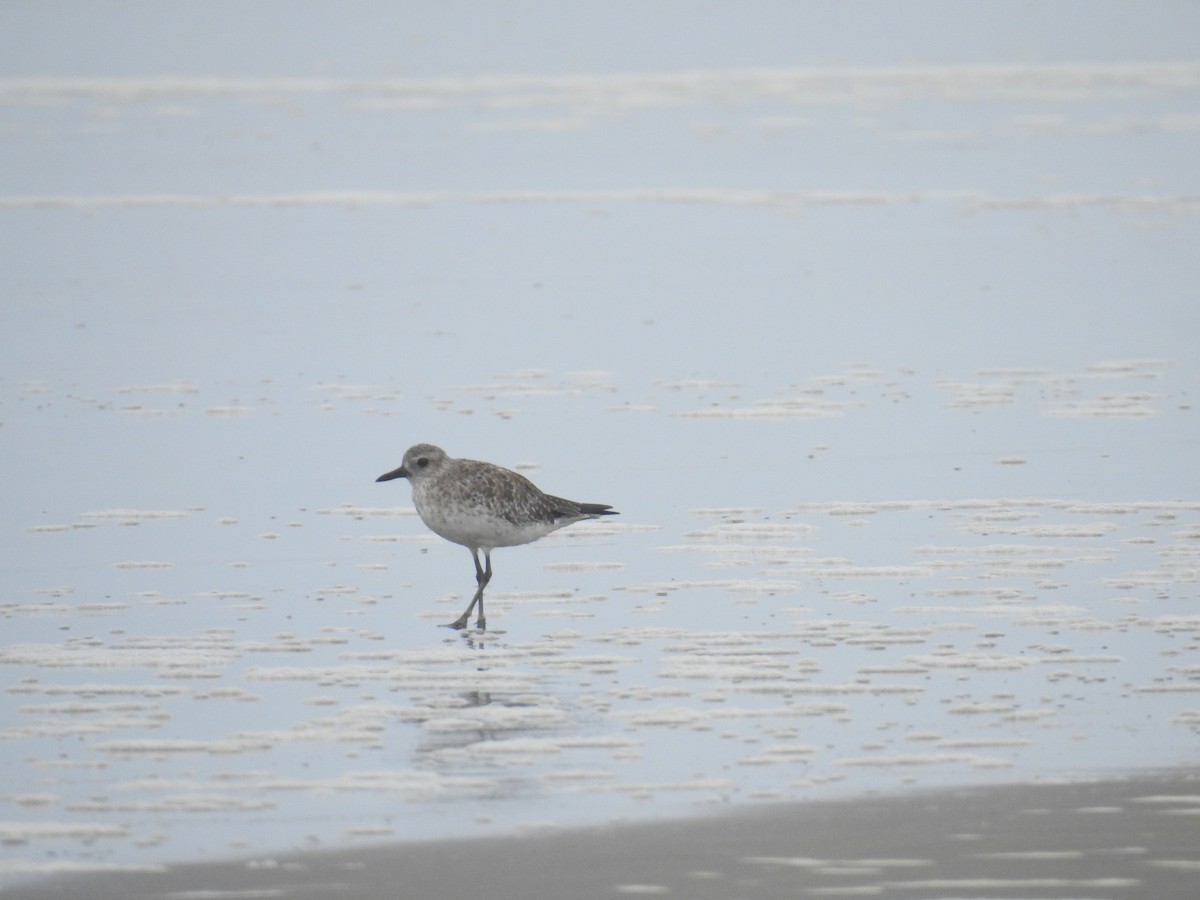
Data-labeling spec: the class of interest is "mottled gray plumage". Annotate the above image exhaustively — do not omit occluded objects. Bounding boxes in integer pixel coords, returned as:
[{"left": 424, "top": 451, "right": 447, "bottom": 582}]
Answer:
[{"left": 376, "top": 443, "right": 618, "bottom": 629}]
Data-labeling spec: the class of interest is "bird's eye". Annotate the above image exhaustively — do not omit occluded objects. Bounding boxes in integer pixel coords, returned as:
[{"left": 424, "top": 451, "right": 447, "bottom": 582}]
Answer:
[{"left": 416, "top": 457, "right": 429, "bottom": 468}]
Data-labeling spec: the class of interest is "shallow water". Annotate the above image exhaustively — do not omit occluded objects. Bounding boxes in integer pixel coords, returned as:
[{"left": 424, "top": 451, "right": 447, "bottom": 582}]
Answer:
[{"left": 2, "top": 1, "right": 1199, "bottom": 886}]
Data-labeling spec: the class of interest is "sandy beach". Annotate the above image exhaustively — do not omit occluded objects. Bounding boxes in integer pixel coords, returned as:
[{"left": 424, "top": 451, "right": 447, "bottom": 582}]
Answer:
[
  {"left": 11, "top": 770, "right": 1199, "bottom": 899},
  {"left": 4, "top": 3, "right": 1199, "bottom": 895}
]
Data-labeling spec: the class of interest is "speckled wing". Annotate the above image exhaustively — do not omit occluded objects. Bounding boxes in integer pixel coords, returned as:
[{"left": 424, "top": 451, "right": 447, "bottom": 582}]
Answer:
[{"left": 446, "top": 460, "right": 560, "bottom": 526}]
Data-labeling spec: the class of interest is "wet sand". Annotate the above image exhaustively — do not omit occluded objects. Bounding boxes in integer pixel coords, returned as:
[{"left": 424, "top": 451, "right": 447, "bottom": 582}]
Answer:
[
  {"left": 5, "top": 3, "right": 1200, "bottom": 890},
  {"left": 13, "top": 770, "right": 1199, "bottom": 899}
]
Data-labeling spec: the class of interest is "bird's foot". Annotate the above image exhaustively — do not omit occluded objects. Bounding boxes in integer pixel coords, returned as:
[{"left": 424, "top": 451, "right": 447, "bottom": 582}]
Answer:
[{"left": 443, "top": 615, "right": 471, "bottom": 630}]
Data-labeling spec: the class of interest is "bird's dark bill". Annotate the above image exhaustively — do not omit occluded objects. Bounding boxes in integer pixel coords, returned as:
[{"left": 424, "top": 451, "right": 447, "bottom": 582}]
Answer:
[{"left": 375, "top": 466, "right": 409, "bottom": 482}]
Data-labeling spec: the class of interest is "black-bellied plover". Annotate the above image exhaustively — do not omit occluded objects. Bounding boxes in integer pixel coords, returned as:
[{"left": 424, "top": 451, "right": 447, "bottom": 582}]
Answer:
[{"left": 376, "top": 443, "right": 618, "bottom": 629}]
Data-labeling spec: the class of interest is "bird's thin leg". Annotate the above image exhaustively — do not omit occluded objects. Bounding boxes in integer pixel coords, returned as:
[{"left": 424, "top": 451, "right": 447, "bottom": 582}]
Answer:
[
  {"left": 475, "top": 551, "right": 492, "bottom": 629},
  {"left": 447, "top": 548, "right": 488, "bottom": 630}
]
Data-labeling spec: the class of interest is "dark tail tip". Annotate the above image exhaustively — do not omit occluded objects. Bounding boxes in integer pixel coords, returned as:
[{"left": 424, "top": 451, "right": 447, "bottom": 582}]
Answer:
[{"left": 579, "top": 503, "right": 619, "bottom": 516}]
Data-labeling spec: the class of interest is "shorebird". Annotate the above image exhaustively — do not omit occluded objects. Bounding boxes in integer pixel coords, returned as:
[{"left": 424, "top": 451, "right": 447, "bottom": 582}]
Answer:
[{"left": 376, "top": 443, "right": 618, "bottom": 629}]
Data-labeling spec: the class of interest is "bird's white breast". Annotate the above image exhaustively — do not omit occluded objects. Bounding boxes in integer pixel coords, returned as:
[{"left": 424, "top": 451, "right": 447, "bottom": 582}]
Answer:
[{"left": 412, "top": 482, "right": 561, "bottom": 550}]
